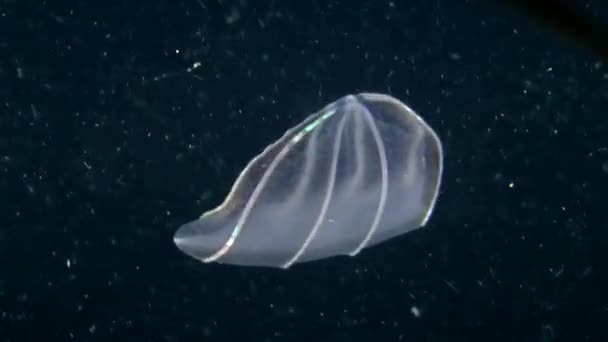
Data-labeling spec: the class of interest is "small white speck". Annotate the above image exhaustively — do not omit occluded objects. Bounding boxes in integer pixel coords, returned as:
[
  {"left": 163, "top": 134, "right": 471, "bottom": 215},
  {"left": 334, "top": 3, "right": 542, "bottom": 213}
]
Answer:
[
  {"left": 411, "top": 306, "right": 421, "bottom": 317},
  {"left": 225, "top": 8, "right": 240, "bottom": 24},
  {"left": 66, "top": 259, "right": 71, "bottom": 268},
  {"left": 449, "top": 52, "right": 461, "bottom": 60}
]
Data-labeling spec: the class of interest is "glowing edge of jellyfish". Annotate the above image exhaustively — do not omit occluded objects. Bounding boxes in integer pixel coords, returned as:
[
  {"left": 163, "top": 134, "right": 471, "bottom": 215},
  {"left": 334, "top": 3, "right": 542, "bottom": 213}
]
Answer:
[
  {"left": 202, "top": 108, "right": 337, "bottom": 263},
  {"left": 347, "top": 105, "right": 389, "bottom": 256},
  {"left": 281, "top": 112, "right": 348, "bottom": 268},
  {"left": 283, "top": 102, "right": 389, "bottom": 267}
]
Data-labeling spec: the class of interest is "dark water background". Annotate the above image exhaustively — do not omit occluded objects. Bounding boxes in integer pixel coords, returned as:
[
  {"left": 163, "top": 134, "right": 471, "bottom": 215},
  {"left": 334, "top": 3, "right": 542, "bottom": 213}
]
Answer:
[{"left": 1, "top": 0, "right": 607, "bottom": 341}]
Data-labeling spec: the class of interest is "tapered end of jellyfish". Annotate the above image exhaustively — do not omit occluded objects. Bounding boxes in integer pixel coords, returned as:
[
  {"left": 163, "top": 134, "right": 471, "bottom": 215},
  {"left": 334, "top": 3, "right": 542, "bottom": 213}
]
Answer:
[
  {"left": 173, "top": 232, "right": 186, "bottom": 250},
  {"left": 173, "top": 221, "right": 212, "bottom": 262}
]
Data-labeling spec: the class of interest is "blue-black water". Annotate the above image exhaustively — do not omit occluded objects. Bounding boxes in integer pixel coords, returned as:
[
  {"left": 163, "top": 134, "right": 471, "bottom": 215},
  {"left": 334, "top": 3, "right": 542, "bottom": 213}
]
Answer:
[{"left": 1, "top": 0, "right": 607, "bottom": 341}]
